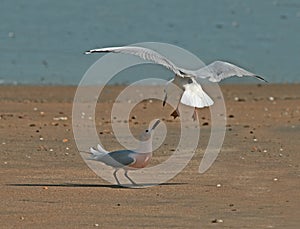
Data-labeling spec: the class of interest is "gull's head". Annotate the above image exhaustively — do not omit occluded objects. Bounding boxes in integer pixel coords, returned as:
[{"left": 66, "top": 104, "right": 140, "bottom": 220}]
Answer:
[{"left": 139, "top": 119, "right": 160, "bottom": 142}]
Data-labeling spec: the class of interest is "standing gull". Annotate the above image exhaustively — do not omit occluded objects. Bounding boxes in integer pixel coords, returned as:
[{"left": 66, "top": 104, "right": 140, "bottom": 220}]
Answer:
[
  {"left": 85, "top": 46, "right": 267, "bottom": 120},
  {"left": 88, "top": 119, "right": 160, "bottom": 186}
]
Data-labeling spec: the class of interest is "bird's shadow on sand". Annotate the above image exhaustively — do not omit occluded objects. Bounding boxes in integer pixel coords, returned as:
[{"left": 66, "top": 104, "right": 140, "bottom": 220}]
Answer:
[{"left": 7, "top": 182, "right": 186, "bottom": 189}]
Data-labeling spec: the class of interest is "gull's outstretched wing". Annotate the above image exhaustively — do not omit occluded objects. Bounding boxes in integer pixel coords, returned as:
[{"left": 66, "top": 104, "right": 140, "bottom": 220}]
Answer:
[
  {"left": 191, "top": 61, "right": 267, "bottom": 82},
  {"left": 85, "top": 46, "right": 185, "bottom": 76}
]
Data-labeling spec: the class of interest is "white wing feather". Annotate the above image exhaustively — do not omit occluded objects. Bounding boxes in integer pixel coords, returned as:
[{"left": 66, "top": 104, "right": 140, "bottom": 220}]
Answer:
[
  {"left": 85, "top": 46, "right": 267, "bottom": 82},
  {"left": 190, "top": 61, "right": 267, "bottom": 82},
  {"left": 85, "top": 46, "right": 185, "bottom": 76}
]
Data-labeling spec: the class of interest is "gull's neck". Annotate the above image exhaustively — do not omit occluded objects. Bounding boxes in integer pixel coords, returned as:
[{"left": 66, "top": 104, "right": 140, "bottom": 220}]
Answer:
[{"left": 137, "top": 139, "right": 152, "bottom": 154}]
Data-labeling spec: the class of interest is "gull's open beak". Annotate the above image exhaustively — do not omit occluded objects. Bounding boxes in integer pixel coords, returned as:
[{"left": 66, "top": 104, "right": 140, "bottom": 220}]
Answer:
[{"left": 150, "top": 119, "right": 160, "bottom": 131}]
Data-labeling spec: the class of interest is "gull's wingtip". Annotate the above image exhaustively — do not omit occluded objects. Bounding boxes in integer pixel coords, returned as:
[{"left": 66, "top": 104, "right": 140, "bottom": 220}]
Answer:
[
  {"left": 255, "top": 75, "right": 268, "bottom": 83},
  {"left": 84, "top": 50, "right": 92, "bottom": 55}
]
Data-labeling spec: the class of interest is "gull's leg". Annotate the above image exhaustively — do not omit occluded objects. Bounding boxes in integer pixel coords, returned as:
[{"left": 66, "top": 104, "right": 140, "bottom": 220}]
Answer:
[
  {"left": 192, "top": 108, "right": 198, "bottom": 121},
  {"left": 163, "top": 78, "right": 174, "bottom": 107},
  {"left": 124, "top": 170, "right": 137, "bottom": 185},
  {"left": 163, "top": 91, "right": 167, "bottom": 107},
  {"left": 113, "top": 169, "right": 121, "bottom": 186}
]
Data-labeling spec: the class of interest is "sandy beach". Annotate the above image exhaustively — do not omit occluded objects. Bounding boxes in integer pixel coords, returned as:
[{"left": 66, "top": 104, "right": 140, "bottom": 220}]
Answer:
[{"left": 1, "top": 84, "right": 299, "bottom": 228}]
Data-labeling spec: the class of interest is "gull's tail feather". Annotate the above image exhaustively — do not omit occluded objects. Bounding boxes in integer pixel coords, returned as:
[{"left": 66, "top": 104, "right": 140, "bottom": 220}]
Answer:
[
  {"left": 97, "top": 144, "right": 108, "bottom": 153},
  {"left": 200, "top": 90, "right": 214, "bottom": 107},
  {"left": 181, "top": 81, "right": 214, "bottom": 108},
  {"left": 89, "top": 147, "right": 107, "bottom": 160},
  {"left": 181, "top": 89, "right": 214, "bottom": 108}
]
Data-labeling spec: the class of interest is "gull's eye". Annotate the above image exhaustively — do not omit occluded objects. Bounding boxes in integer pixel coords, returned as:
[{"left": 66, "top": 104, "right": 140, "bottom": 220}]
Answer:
[{"left": 145, "top": 129, "right": 149, "bottom": 133}]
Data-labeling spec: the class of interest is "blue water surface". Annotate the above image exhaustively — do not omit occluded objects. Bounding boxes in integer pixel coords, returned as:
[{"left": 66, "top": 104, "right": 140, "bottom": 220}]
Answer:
[{"left": 0, "top": 0, "right": 299, "bottom": 85}]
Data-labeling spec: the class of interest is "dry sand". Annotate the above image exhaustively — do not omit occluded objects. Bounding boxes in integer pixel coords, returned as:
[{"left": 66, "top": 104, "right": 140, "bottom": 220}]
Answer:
[{"left": 0, "top": 84, "right": 299, "bottom": 228}]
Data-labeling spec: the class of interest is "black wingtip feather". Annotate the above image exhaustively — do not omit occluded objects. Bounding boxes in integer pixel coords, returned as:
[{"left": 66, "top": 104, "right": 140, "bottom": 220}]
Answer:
[{"left": 255, "top": 75, "right": 268, "bottom": 83}]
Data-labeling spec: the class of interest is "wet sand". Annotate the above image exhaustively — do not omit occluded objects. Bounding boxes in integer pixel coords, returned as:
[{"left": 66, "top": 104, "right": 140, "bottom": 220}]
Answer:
[{"left": 1, "top": 84, "right": 299, "bottom": 228}]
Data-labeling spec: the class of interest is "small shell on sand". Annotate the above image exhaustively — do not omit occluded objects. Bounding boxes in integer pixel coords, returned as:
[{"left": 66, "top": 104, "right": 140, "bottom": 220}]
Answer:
[{"left": 211, "top": 218, "right": 223, "bottom": 223}]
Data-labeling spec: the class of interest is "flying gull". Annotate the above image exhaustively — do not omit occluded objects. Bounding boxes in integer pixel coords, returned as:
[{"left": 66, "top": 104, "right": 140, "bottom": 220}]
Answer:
[{"left": 85, "top": 46, "right": 267, "bottom": 120}]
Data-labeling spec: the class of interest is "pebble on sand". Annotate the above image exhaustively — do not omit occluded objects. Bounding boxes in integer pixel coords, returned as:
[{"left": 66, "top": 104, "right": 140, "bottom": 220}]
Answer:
[
  {"left": 234, "top": 96, "right": 245, "bottom": 102},
  {"left": 51, "top": 122, "right": 59, "bottom": 126},
  {"left": 211, "top": 219, "right": 223, "bottom": 223},
  {"left": 53, "top": 116, "right": 68, "bottom": 121}
]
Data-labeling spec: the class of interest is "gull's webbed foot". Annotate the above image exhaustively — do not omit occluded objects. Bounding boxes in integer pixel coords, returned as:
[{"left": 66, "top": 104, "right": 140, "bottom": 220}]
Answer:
[{"left": 170, "top": 109, "right": 180, "bottom": 119}]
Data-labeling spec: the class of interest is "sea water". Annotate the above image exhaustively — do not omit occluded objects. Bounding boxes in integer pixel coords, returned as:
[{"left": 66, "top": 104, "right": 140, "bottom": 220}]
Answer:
[{"left": 0, "top": 0, "right": 299, "bottom": 85}]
